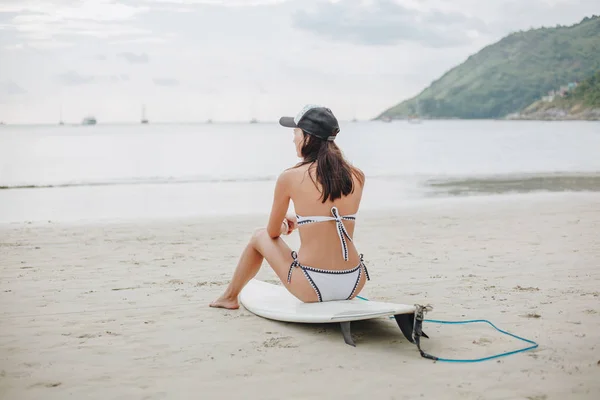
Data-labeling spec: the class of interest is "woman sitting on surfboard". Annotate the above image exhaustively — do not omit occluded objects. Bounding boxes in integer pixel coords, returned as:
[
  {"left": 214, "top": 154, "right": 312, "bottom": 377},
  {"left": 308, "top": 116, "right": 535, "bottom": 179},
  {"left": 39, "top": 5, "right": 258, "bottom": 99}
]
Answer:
[{"left": 210, "top": 105, "right": 369, "bottom": 309}]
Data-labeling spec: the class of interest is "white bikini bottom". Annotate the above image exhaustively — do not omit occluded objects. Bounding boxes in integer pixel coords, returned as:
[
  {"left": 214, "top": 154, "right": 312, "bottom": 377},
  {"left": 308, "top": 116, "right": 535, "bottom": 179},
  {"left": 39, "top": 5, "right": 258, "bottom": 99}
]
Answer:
[{"left": 287, "top": 251, "right": 370, "bottom": 302}]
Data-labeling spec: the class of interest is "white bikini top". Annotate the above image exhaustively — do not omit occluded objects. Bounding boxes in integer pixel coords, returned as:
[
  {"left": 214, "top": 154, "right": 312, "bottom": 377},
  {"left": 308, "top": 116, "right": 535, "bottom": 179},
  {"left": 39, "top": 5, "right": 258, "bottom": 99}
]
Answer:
[{"left": 296, "top": 206, "right": 357, "bottom": 261}]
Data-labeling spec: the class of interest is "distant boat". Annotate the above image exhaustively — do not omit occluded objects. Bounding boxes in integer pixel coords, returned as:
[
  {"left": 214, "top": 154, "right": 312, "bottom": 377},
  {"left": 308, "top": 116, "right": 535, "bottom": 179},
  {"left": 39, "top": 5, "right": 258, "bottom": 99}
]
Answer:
[
  {"left": 381, "top": 116, "right": 392, "bottom": 123},
  {"left": 250, "top": 118, "right": 258, "bottom": 124},
  {"left": 59, "top": 106, "right": 64, "bottom": 125},
  {"left": 206, "top": 119, "right": 213, "bottom": 124},
  {"left": 141, "top": 104, "right": 149, "bottom": 124},
  {"left": 82, "top": 116, "right": 97, "bottom": 125}
]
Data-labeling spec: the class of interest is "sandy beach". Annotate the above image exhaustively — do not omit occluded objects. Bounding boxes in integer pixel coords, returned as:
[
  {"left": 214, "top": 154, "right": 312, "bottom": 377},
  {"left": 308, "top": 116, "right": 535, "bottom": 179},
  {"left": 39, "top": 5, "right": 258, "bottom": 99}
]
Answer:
[{"left": 1, "top": 192, "right": 599, "bottom": 399}]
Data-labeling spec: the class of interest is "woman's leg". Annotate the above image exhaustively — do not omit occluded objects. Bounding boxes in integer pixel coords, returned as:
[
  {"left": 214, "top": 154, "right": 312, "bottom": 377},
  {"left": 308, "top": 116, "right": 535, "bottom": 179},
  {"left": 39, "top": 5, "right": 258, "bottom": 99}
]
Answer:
[{"left": 210, "top": 228, "right": 318, "bottom": 309}]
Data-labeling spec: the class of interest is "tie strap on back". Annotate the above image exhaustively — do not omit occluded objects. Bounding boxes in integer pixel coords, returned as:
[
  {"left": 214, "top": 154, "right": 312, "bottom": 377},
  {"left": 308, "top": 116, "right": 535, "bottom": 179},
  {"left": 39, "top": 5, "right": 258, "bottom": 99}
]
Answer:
[{"left": 330, "top": 206, "right": 354, "bottom": 261}]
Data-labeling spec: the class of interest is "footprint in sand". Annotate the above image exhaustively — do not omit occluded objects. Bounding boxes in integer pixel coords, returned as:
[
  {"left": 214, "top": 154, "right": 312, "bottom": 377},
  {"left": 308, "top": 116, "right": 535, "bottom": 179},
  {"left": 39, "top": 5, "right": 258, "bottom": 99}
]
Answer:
[
  {"left": 514, "top": 285, "right": 540, "bottom": 292},
  {"left": 22, "top": 362, "right": 40, "bottom": 368},
  {"left": 472, "top": 337, "right": 493, "bottom": 346},
  {"left": 520, "top": 313, "right": 541, "bottom": 319},
  {"left": 77, "top": 333, "right": 98, "bottom": 339},
  {"left": 262, "top": 336, "right": 298, "bottom": 349},
  {"left": 29, "top": 382, "right": 62, "bottom": 388}
]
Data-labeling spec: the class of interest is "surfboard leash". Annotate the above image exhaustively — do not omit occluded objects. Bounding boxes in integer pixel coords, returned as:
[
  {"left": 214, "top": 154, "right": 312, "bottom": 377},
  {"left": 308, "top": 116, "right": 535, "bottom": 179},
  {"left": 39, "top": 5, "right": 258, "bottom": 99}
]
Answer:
[{"left": 356, "top": 295, "right": 539, "bottom": 363}]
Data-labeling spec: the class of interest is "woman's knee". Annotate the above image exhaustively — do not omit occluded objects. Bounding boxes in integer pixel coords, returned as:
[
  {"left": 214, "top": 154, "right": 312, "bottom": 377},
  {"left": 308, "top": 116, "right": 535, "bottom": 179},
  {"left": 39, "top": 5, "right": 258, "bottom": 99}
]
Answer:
[{"left": 250, "top": 227, "right": 267, "bottom": 243}]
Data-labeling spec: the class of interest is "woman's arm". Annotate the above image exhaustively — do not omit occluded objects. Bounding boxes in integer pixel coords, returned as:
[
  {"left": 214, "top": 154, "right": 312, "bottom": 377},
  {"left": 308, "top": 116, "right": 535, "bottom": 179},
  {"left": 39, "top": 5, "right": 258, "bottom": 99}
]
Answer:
[{"left": 266, "top": 171, "right": 292, "bottom": 238}]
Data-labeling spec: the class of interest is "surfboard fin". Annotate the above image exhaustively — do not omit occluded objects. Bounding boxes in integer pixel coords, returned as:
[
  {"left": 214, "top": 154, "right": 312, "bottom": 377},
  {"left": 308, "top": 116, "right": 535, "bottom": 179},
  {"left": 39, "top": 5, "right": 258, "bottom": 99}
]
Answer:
[
  {"left": 394, "top": 313, "right": 416, "bottom": 344},
  {"left": 394, "top": 305, "right": 437, "bottom": 360},
  {"left": 340, "top": 322, "right": 356, "bottom": 347}
]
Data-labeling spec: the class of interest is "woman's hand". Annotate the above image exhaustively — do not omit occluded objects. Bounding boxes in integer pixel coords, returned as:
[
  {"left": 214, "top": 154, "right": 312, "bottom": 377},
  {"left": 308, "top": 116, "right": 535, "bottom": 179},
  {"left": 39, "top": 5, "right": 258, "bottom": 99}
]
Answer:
[{"left": 281, "top": 212, "right": 297, "bottom": 235}]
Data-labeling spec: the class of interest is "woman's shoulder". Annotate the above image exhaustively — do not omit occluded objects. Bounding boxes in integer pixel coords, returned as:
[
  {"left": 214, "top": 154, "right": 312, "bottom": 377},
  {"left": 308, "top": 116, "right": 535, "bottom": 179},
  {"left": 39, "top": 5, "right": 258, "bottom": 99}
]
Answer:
[
  {"left": 276, "top": 164, "right": 305, "bottom": 186},
  {"left": 281, "top": 163, "right": 311, "bottom": 179},
  {"left": 352, "top": 166, "right": 365, "bottom": 180},
  {"left": 351, "top": 166, "right": 366, "bottom": 187}
]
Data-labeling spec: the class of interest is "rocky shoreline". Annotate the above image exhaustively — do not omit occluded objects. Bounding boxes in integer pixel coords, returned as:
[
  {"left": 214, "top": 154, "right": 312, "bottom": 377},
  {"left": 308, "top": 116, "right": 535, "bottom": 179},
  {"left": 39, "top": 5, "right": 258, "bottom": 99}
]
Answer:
[{"left": 506, "top": 107, "right": 600, "bottom": 120}]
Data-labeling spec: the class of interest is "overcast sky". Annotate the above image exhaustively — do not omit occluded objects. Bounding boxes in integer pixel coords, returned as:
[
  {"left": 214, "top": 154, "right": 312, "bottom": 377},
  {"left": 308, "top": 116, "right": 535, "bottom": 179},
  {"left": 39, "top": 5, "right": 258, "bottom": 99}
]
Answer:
[{"left": 0, "top": 0, "right": 597, "bottom": 124}]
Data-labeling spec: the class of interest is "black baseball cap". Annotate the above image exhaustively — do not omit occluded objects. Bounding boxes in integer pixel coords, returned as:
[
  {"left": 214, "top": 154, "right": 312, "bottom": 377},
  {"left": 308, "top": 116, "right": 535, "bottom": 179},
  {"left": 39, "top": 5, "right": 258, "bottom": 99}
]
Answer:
[{"left": 279, "top": 104, "right": 340, "bottom": 141}]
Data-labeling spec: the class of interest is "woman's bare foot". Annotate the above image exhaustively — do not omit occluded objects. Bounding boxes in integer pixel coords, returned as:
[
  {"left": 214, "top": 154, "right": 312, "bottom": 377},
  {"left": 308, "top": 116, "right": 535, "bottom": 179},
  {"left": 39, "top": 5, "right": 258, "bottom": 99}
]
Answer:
[{"left": 209, "top": 295, "right": 239, "bottom": 309}]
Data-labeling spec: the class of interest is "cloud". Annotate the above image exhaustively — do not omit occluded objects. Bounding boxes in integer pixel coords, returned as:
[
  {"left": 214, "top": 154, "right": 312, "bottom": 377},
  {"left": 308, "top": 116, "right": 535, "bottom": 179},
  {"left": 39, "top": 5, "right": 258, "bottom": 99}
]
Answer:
[
  {"left": 1, "top": 0, "right": 151, "bottom": 48},
  {"left": 153, "top": 77, "right": 180, "bottom": 86},
  {"left": 117, "top": 52, "right": 149, "bottom": 63},
  {"left": 132, "top": 0, "right": 290, "bottom": 6},
  {"left": 292, "top": 0, "right": 487, "bottom": 47},
  {"left": 110, "top": 37, "right": 169, "bottom": 45},
  {"left": 478, "top": 0, "right": 600, "bottom": 37},
  {"left": 0, "top": 80, "right": 27, "bottom": 95},
  {"left": 103, "top": 75, "right": 131, "bottom": 84},
  {"left": 4, "top": 43, "right": 25, "bottom": 50},
  {"left": 56, "top": 71, "right": 132, "bottom": 85},
  {"left": 2, "top": 0, "right": 143, "bottom": 21},
  {"left": 57, "top": 71, "right": 95, "bottom": 85}
]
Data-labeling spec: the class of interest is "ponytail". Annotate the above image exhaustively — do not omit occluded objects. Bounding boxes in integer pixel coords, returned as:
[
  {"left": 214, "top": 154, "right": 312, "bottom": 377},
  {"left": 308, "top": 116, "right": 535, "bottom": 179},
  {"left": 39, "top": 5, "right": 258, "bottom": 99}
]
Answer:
[{"left": 295, "top": 133, "right": 364, "bottom": 203}]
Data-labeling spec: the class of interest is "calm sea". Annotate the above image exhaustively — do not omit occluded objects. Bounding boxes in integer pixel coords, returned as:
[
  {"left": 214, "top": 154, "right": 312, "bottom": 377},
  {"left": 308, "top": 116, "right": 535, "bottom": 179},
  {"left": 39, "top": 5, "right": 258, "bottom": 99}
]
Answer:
[{"left": 1, "top": 120, "right": 599, "bottom": 223}]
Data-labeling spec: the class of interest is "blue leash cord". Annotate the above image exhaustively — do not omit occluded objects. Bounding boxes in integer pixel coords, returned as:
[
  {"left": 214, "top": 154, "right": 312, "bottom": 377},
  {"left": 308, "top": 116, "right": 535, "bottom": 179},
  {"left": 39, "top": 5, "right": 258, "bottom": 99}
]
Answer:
[
  {"left": 416, "top": 318, "right": 538, "bottom": 363},
  {"left": 356, "top": 296, "right": 539, "bottom": 363}
]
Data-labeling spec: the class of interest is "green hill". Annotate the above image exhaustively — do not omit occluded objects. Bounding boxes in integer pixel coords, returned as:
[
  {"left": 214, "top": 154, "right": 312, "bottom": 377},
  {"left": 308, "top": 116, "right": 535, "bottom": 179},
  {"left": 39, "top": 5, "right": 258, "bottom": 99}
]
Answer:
[
  {"left": 377, "top": 15, "right": 600, "bottom": 120},
  {"left": 511, "top": 69, "right": 600, "bottom": 120}
]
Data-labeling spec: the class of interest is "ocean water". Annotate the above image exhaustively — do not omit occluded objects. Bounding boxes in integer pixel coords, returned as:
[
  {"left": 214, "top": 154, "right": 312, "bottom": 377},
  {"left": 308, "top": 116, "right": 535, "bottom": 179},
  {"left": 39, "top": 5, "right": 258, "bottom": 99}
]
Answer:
[{"left": 1, "top": 120, "right": 599, "bottom": 223}]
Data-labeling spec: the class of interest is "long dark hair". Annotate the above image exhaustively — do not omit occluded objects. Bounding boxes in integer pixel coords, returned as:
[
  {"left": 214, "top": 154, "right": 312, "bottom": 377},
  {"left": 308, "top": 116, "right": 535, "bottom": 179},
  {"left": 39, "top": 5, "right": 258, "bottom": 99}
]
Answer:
[{"left": 294, "top": 132, "right": 365, "bottom": 203}]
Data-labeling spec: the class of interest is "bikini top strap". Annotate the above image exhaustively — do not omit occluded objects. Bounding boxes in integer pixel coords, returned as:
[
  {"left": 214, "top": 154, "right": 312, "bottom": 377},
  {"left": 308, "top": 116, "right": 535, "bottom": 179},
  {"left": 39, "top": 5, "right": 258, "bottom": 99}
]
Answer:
[
  {"left": 296, "top": 212, "right": 357, "bottom": 225},
  {"left": 294, "top": 207, "right": 357, "bottom": 262}
]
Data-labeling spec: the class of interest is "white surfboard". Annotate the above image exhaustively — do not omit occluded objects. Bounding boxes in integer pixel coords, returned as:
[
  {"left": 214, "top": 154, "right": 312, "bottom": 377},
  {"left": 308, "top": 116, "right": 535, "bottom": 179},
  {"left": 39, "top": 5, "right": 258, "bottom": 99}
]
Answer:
[
  {"left": 239, "top": 279, "right": 415, "bottom": 323},
  {"left": 239, "top": 279, "right": 430, "bottom": 350}
]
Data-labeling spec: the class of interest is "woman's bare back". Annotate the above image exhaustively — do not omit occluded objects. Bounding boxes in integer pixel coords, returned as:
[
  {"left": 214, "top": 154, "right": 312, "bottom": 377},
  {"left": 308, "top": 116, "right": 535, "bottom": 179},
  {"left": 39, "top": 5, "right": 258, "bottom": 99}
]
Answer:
[{"left": 287, "top": 163, "right": 364, "bottom": 270}]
